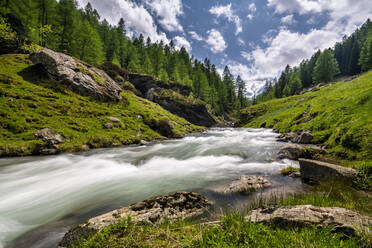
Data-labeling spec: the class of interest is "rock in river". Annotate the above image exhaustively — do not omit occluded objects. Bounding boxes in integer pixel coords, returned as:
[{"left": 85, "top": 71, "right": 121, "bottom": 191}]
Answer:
[
  {"left": 246, "top": 205, "right": 371, "bottom": 237},
  {"left": 59, "top": 192, "right": 212, "bottom": 248},
  {"left": 214, "top": 176, "right": 271, "bottom": 194},
  {"left": 299, "top": 159, "right": 359, "bottom": 184}
]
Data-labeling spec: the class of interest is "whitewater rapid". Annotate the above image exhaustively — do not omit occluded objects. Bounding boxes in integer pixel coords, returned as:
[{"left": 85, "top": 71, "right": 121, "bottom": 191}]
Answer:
[{"left": 0, "top": 128, "right": 300, "bottom": 248}]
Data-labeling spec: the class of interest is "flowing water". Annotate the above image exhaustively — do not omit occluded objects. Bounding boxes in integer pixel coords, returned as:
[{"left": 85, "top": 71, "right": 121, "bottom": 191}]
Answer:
[{"left": 0, "top": 128, "right": 302, "bottom": 248}]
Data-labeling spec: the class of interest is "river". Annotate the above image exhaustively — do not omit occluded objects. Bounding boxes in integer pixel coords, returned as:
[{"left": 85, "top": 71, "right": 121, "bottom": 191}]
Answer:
[{"left": 0, "top": 128, "right": 302, "bottom": 248}]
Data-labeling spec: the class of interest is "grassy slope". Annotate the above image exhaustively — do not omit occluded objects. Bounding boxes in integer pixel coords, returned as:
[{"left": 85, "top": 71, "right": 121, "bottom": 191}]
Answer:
[
  {"left": 0, "top": 54, "right": 201, "bottom": 157},
  {"left": 241, "top": 71, "right": 372, "bottom": 163}
]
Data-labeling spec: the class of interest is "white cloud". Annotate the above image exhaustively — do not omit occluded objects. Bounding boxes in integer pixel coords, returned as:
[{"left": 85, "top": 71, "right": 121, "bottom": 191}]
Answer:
[
  {"left": 173, "top": 36, "right": 192, "bottom": 51},
  {"left": 237, "top": 0, "right": 372, "bottom": 94},
  {"left": 76, "top": 0, "right": 169, "bottom": 43},
  {"left": 281, "top": 14, "right": 295, "bottom": 24},
  {"left": 206, "top": 29, "right": 227, "bottom": 53},
  {"left": 189, "top": 31, "right": 203, "bottom": 41},
  {"left": 147, "top": 0, "right": 184, "bottom": 32},
  {"left": 267, "top": 0, "right": 322, "bottom": 14},
  {"left": 248, "top": 3, "right": 257, "bottom": 12},
  {"left": 241, "top": 51, "right": 253, "bottom": 61},
  {"left": 209, "top": 3, "right": 242, "bottom": 35},
  {"left": 247, "top": 14, "right": 254, "bottom": 20}
]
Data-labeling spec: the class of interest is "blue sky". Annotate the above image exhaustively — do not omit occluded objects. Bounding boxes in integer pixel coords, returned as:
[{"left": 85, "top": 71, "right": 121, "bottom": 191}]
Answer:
[{"left": 76, "top": 0, "right": 372, "bottom": 96}]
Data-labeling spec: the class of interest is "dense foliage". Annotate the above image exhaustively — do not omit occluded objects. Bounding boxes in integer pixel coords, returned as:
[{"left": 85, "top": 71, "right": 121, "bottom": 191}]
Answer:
[
  {"left": 257, "top": 19, "right": 372, "bottom": 103},
  {"left": 0, "top": 0, "right": 250, "bottom": 115}
]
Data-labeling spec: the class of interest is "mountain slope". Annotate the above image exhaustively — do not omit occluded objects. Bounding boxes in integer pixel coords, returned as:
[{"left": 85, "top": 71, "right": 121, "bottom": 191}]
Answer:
[
  {"left": 240, "top": 71, "right": 372, "bottom": 162},
  {"left": 0, "top": 54, "right": 201, "bottom": 157}
]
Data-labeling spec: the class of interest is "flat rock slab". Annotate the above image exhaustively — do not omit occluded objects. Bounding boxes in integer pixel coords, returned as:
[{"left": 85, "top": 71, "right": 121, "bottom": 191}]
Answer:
[
  {"left": 214, "top": 176, "right": 271, "bottom": 194},
  {"left": 59, "top": 192, "right": 212, "bottom": 248},
  {"left": 246, "top": 205, "right": 371, "bottom": 237},
  {"left": 30, "top": 48, "right": 122, "bottom": 102},
  {"left": 299, "top": 158, "right": 359, "bottom": 184}
]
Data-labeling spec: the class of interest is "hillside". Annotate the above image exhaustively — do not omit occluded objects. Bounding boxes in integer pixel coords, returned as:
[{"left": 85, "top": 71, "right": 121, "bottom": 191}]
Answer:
[
  {"left": 240, "top": 71, "right": 372, "bottom": 163},
  {"left": 0, "top": 53, "right": 202, "bottom": 157}
]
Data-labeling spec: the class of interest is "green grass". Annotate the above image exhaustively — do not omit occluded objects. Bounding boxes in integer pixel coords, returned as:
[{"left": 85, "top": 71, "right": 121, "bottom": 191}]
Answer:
[
  {"left": 72, "top": 215, "right": 367, "bottom": 248},
  {"left": 0, "top": 54, "right": 202, "bottom": 157},
  {"left": 72, "top": 180, "right": 371, "bottom": 248},
  {"left": 280, "top": 166, "right": 300, "bottom": 176},
  {"left": 241, "top": 71, "right": 372, "bottom": 162}
]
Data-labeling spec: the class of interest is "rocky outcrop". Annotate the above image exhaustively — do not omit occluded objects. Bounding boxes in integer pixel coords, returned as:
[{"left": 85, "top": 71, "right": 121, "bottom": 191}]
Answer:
[
  {"left": 277, "top": 130, "right": 313, "bottom": 144},
  {"left": 246, "top": 205, "right": 371, "bottom": 237},
  {"left": 34, "top": 128, "right": 64, "bottom": 155},
  {"left": 30, "top": 48, "right": 122, "bottom": 102},
  {"left": 299, "top": 159, "right": 359, "bottom": 184},
  {"left": 300, "top": 83, "right": 327, "bottom": 95},
  {"left": 127, "top": 74, "right": 216, "bottom": 127},
  {"left": 214, "top": 176, "right": 271, "bottom": 194},
  {"left": 278, "top": 144, "right": 305, "bottom": 160},
  {"left": 59, "top": 192, "right": 211, "bottom": 248}
]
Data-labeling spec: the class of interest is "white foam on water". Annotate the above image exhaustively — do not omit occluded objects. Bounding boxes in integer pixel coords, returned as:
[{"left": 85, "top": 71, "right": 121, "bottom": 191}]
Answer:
[{"left": 0, "top": 128, "right": 296, "bottom": 247}]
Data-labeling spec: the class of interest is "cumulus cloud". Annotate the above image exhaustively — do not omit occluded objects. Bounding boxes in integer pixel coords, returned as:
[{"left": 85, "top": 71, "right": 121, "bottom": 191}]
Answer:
[
  {"left": 281, "top": 14, "right": 295, "bottom": 24},
  {"left": 206, "top": 29, "right": 227, "bottom": 53},
  {"left": 76, "top": 0, "right": 169, "bottom": 43},
  {"left": 189, "top": 31, "right": 203, "bottom": 41},
  {"left": 173, "top": 36, "right": 192, "bottom": 51},
  {"left": 147, "top": 0, "right": 184, "bottom": 32},
  {"left": 209, "top": 3, "right": 242, "bottom": 35},
  {"left": 237, "top": 0, "right": 372, "bottom": 93}
]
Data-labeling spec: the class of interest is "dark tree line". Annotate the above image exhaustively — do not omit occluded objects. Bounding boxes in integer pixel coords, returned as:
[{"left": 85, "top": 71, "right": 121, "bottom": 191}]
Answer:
[
  {"left": 0, "top": 0, "right": 251, "bottom": 115},
  {"left": 256, "top": 19, "right": 372, "bottom": 103}
]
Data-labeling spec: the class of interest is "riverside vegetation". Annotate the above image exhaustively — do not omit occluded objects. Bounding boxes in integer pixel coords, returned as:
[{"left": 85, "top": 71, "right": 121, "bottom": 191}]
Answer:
[{"left": 1, "top": 2, "right": 372, "bottom": 248}]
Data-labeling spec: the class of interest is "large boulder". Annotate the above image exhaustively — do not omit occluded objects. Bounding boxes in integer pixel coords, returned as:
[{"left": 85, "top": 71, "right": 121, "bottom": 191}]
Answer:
[
  {"left": 294, "top": 130, "right": 313, "bottom": 144},
  {"left": 299, "top": 159, "right": 359, "bottom": 184},
  {"left": 30, "top": 48, "right": 122, "bottom": 102},
  {"left": 214, "top": 176, "right": 271, "bottom": 194},
  {"left": 246, "top": 205, "right": 371, "bottom": 237},
  {"left": 59, "top": 192, "right": 211, "bottom": 248},
  {"left": 278, "top": 144, "right": 305, "bottom": 160},
  {"left": 277, "top": 130, "right": 313, "bottom": 144}
]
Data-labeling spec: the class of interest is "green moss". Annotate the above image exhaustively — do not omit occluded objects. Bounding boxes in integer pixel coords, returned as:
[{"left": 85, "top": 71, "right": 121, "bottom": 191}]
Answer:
[
  {"left": 0, "top": 54, "right": 202, "bottom": 157},
  {"left": 280, "top": 166, "right": 300, "bottom": 176},
  {"left": 76, "top": 64, "right": 105, "bottom": 85},
  {"left": 241, "top": 71, "right": 372, "bottom": 163}
]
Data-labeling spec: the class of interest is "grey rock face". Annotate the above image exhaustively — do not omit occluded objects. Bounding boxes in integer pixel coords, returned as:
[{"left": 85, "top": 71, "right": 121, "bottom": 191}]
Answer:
[
  {"left": 215, "top": 176, "right": 271, "bottom": 194},
  {"left": 294, "top": 130, "right": 313, "bottom": 144},
  {"left": 277, "top": 130, "right": 313, "bottom": 144},
  {"left": 246, "top": 205, "right": 371, "bottom": 237},
  {"left": 34, "top": 128, "right": 64, "bottom": 155},
  {"left": 278, "top": 144, "right": 305, "bottom": 160},
  {"left": 34, "top": 128, "right": 64, "bottom": 145},
  {"left": 30, "top": 48, "right": 122, "bottom": 102},
  {"left": 299, "top": 159, "right": 359, "bottom": 184},
  {"left": 59, "top": 192, "right": 211, "bottom": 248}
]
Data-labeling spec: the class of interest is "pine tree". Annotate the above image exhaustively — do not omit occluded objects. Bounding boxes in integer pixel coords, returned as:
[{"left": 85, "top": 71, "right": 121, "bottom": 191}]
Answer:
[
  {"left": 359, "top": 32, "right": 372, "bottom": 71},
  {"left": 313, "top": 49, "right": 340, "bottom": 83},
  {"left": 73, "top": 20, "right": 104, "bottom": 65}
]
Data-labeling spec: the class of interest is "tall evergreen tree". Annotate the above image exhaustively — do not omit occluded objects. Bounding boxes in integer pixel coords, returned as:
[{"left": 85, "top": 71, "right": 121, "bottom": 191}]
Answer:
[{"left": 313, "top": 49, "right": 340, "bottom": 83}]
